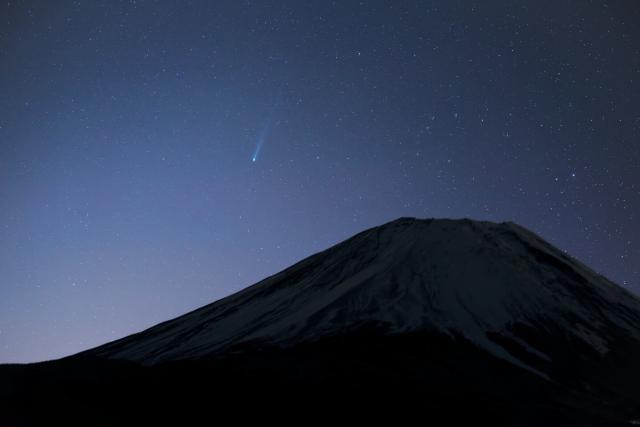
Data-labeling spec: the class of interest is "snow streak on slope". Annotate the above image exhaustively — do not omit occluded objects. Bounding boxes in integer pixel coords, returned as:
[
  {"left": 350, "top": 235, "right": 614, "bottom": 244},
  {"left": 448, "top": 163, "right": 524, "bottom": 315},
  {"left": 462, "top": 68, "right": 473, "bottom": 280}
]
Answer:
[{"left": 88, "top": 218, "right": 640, "bottom": 377}]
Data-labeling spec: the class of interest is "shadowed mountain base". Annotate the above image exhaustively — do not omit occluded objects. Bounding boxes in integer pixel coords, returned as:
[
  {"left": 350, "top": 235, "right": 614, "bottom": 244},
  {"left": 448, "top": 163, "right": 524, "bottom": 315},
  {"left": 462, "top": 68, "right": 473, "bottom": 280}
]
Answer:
[{"left": 2, "top": 330, "right": 638, "bottom": 426}]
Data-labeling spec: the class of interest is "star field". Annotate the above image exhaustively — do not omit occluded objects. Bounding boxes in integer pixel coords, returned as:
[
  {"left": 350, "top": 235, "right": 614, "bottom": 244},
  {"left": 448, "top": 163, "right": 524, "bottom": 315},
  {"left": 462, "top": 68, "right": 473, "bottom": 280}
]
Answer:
[{"left": 1, "top": 0, "right": 639, "bottom": 362}]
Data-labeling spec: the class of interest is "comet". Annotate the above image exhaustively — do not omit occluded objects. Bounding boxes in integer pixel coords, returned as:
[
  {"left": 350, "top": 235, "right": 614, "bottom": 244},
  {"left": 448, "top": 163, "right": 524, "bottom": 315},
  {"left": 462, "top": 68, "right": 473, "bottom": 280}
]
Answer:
[
  {"left": 252, "top": 124, "right": 271, "bottom": 162},
  {"left": 251, "top": 91, "right": 282, "bottom": 162}
]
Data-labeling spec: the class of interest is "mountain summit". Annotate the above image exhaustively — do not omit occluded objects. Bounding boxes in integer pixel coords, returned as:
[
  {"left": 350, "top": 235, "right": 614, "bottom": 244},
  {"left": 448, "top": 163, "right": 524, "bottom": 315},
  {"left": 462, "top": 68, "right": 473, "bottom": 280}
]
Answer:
[
  {"left": 89, "top": 218, "right": 640, "bottom": 375},
  {"left": 4, "top": 218, "right": 640, "bottom": 426}
]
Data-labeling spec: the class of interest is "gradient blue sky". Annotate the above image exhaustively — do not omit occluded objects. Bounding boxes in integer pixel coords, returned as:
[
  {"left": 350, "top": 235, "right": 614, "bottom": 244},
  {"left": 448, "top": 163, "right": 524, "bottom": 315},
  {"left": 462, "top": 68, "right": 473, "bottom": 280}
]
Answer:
[{"left": 1, "top": 0, "right": 639, "bottom": 363}]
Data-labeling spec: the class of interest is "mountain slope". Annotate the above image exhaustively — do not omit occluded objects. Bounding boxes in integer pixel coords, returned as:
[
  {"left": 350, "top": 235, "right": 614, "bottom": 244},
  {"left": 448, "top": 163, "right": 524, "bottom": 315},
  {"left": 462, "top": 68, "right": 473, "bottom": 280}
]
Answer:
[
  {"left": 86, "top": 218, "right": 640, "bottom": 377},
  {"left": 4, "top": 217, "right": 640, "bottom": 426}
]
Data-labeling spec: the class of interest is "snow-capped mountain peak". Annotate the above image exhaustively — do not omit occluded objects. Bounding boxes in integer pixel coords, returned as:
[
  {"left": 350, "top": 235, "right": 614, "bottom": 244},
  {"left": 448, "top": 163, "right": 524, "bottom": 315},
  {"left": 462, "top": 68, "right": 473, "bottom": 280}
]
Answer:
[{"left": 87, "top": 218, "right": 640, "bottom": 378}]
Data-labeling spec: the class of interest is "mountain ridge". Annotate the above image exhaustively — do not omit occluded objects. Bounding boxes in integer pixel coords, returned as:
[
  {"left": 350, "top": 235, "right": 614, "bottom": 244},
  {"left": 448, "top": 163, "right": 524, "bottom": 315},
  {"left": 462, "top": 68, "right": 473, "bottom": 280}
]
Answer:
[
  {"left": 82, "top": 217, "right": 640, "bottom": 381},
  {"left": 4, "top": 217, "right": 640, "bottom": 426}
]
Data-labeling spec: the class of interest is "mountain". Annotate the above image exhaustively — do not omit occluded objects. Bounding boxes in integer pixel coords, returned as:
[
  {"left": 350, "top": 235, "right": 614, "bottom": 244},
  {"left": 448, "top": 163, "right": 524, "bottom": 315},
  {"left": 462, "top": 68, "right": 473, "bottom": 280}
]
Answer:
[{"left": 3, "top": 218, "right": 640, "bottom": 426}]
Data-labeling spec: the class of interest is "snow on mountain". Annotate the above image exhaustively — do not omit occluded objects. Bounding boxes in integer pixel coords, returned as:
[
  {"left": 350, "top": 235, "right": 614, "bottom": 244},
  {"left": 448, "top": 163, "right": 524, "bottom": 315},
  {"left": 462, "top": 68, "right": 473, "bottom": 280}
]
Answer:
[{"left": 87, "top": 218, "right": 640, "bottom": 377}]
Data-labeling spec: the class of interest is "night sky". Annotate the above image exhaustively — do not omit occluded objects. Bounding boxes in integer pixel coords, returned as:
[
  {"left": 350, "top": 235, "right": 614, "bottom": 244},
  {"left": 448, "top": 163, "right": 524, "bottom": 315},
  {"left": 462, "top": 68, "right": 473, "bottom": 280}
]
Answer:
[{"left": 1, "top": 1, "right": 639, "bottom": 363}]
